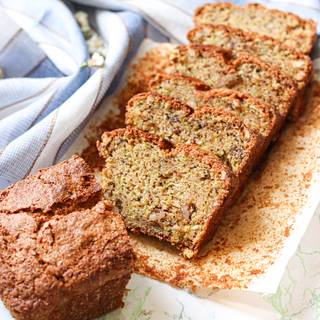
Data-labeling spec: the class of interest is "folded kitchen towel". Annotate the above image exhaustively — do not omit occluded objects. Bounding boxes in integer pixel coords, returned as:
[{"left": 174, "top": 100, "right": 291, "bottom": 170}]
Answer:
[{"left": 0, "top": 0, "right": 319, "bottom": 189}]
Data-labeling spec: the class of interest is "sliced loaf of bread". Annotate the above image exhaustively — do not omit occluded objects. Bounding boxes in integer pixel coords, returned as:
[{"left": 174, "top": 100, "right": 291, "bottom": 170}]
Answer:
[
  {"left": 97, "top": 127, "right": 235, "bottom": 259},
  {"left": 165, "top": 45, "right": 297, "bottom": 123},
  {"left": 187, "top": 24, "right": 313, "bottom": 118},
  {"left": 194, "top": 2, "right": 317, "bottom": 54},
  {"left": 126, "top": 92, "right": 260, "bottom": 185},
  {"left": 150, "top": 74, "right": 278, "bottom": 146}
]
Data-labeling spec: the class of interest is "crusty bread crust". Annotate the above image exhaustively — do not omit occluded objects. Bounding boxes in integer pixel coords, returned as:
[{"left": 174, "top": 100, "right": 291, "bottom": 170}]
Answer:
[
  {"left": 194, "top": 2, "right": 317, "bottom": 54},
  {"left": 98, "top": 127, "right": 236, "bottom": 258},
  {"left": 187, "top": 23, "right": 313, "bottom": 118},
  {"left": 0, "top": 155, "right": 102, "bottom": 215},
  {"left": 0, "top": 156, "right": 133, "bottom": 320}
]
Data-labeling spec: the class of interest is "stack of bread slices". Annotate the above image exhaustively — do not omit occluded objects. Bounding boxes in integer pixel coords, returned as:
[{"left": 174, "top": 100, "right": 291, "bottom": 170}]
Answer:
[{"left": 98, "top": 2, "right": 317, "bottom": 259}]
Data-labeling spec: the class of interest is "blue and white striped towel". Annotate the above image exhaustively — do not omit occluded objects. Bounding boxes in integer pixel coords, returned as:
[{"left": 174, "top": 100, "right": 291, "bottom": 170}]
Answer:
[{"left": 0, "top": 0, "right": 319, "bottom": 189}]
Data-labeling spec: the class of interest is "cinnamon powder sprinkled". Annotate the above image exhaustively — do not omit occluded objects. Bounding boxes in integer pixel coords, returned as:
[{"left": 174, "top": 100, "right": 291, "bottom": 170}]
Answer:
[{"left": 80, "top": 43, "right": 320, "bottom": 291}]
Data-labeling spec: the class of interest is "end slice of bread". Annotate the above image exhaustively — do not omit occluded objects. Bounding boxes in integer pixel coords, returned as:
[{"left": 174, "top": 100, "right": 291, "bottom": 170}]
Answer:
[
  {"left": 187, "top": 24, "right": 313, "bottom": 118},
  {"left": 97, "top": 127, "right": 235, "bottom": 259},
  {"left": 126, "top": 92, "right": 260, "bottom": 186},
  {"left": 165, "top": 45, "right": 297, "bottom": 124},
  {"left": 194, "top": 2, "right": 317, "bottom": 55}
]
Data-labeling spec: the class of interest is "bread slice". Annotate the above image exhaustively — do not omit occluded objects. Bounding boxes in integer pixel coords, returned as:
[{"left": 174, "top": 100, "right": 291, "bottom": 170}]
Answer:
[
  {"left": 97, "top": 127, "right": 235, "bottom": 259},
  {"left": 194, "top": 2, "right": 317, "bottom": 55},
  {"left": 126, "top": 92, "right": 260, "bottom": 186},
  {"left": 187, "top": 24, "right": 313, "bottom": 118},
  {"left": 165, "top": 45, "right": 297, "bottom": 124},
  {"left": 150, "top": 74, "right": 278, "bottom": 146}
]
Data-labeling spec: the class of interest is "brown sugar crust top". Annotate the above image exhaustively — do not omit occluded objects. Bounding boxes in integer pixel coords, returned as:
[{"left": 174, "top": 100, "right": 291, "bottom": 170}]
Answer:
[
  {"left": 187, "top": 23, "right": 313, "bottom": 89},
  {"left": 0, "top": 155, "right": 101, "bottom": 215},
  {"left": 194, "top": 2, "right": 317, "bottom": 54},
  {"left": 0, "top": 201, "right": 132, "bottom": 316}
]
